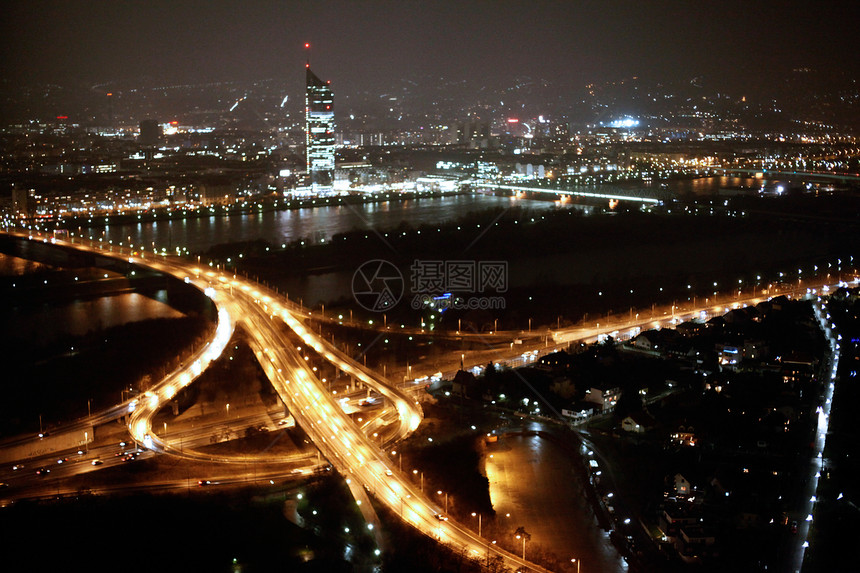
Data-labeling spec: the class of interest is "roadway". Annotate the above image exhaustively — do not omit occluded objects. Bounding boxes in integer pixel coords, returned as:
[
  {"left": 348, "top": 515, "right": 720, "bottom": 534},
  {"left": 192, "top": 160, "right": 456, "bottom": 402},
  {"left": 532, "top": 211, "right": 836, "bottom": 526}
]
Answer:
[
  {"left": 782, "top": 297, "right": 842, "bottom": 573},
  {"left": 3, "top": 229, "right": 855, "bottom": 572},
  {"left": 4, "top": 230, "right": 542, "bottom": 571},
  {"left": 471, "top": 180, "right": 663, "bottom": 204}
]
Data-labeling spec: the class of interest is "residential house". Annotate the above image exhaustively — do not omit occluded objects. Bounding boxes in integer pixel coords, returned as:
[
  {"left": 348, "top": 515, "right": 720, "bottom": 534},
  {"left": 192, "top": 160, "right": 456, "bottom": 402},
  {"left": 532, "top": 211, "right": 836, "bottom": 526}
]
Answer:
[
  {"left": 659, "top": 501, "right": 702, "bottom": 538},
  {"left": 675, "top": 525, "right": 718, "bottom": 562},
  {"left": 676, "top": 320, "right": 706, "bottom": 338},
  {"left": 673, "top": 473, "right": 692, "bottom": 497},
  {"left": 584, "top": 384, "right": 621, "bottom": 411},
  {"left": 621, "top": 411, "right": 655, "bottom": 433}
]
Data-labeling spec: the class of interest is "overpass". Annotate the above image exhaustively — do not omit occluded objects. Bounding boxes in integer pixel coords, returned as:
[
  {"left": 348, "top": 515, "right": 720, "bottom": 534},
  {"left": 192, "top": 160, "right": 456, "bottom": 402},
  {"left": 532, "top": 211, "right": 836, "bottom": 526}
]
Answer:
[
  {"left": 6, "top": 228, "right": 856, "bottom": 571},
  {"left": 472, "top": 181, "right": 663, "bottom": 203},
  {"left": 3, "top": 229, "right": 548, "bottom": 572}
]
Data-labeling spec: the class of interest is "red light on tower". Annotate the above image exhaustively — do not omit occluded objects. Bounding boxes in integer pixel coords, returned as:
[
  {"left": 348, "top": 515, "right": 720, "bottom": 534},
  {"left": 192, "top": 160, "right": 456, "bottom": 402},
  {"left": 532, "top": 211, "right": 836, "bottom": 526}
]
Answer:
[{"left": 304, "top": 43, "right": 310, "bottom": 49}]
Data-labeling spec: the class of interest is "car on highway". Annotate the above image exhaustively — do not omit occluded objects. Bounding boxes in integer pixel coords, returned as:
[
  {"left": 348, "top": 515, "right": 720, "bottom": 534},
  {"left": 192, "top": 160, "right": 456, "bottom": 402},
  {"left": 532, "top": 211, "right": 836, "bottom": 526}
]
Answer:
[
  {"left": 434, "top": 513, "right": 449, "bottom": 521},
  {"left": 35, "top": 467, "right": 50, "bottom": 476},
  {"left": 91, "top": 459, "right": 103, "bottom": 466},
  {"left": 198, "top": 480, "right": 212, "bottom": 486}
]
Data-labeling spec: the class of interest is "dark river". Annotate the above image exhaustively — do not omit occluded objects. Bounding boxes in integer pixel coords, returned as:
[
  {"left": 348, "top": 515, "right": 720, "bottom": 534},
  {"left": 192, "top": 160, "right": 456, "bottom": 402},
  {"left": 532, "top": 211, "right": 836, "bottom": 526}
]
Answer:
[
  {"left": 3, "top": 292, "right": 185, "bottom": 347},
  {"left": 94, "top": 178, "right": 798, "bottom": 253},
  {"left": 85, "top": 179, "right": 791, "bottom": 306},
  {"left": 10, "top": 177, "right": 794, "bottom": 330},
  {"left": 93, "top": 193, "right": 579, "bottom": 306},
  {"left": 98, "top": 193, "right": 571, "bottom": 252},
  {"left": 7, "top": 194, "right": 571, "bottom": 341}
]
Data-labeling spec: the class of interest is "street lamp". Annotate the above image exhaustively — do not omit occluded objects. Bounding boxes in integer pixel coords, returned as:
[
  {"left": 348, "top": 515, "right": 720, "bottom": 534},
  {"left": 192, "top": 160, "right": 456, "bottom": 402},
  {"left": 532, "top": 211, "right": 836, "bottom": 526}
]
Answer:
[
  {"left": 413, "top": 469, "right": 424, "bottom": 491},
  {"left": 437, "top": 490, "right": 448, "bottom": 513},
  {"left": 515, "top": 534, "right": 527, "bottom": 560},
  {"left": 487, "top": 540, "right": 496, "bottom": 567},
  {"left": 471, "top": 511, "right": 482, "bottom": 536},
  {"left": 514, "top": 526, "right": 530, "bottom": 560},
  {"left": 570, "top": 558, "right": 581, "bottom": 573}
]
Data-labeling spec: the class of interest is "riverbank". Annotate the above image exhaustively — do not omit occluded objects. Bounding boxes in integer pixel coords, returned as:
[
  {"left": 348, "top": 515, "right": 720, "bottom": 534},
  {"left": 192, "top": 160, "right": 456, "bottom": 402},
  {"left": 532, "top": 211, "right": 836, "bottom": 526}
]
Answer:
[
  {"left": 229, "top": 201, "right": 858, "bottom": 331},
  {"left": 49, "top": 188, "right": 471, "bottom": 230}
]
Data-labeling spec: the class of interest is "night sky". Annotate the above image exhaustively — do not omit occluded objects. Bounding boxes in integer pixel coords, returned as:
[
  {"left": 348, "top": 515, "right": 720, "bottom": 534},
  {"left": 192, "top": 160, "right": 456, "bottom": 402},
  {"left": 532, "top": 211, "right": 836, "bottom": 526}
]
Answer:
[{"left": 2, "top": 0, "right": 858, "bottom": 93}]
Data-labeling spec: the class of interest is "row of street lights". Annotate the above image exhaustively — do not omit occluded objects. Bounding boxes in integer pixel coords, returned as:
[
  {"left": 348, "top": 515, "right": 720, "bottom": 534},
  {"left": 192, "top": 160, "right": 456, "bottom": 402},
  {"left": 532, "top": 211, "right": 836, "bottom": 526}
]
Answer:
[{"left": 402, "top": 451, "right": 588, "bottom": 571}]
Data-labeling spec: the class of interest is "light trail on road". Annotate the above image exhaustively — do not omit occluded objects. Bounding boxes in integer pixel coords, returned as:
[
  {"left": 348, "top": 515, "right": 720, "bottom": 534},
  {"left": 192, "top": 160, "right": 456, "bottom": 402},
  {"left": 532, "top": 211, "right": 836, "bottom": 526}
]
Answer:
[
  {"left": 6, "top": 231, "right": 535, "bottom": 571},
  {"left": 5, "top": 229, "right": 855, "bottom": 572}
]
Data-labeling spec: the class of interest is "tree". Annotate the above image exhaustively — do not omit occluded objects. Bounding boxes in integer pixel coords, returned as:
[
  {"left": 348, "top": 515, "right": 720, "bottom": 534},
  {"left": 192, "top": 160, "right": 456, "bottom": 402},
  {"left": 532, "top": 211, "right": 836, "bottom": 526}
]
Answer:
[
  {"left": 453, "top": 369, "right": 478, "bottom": 398},
  {"left": 514, "top": 526, "right": 531, "bottom": 560},
  {"left": 484, "top": 362, "right": 497, "bottom": 380}
]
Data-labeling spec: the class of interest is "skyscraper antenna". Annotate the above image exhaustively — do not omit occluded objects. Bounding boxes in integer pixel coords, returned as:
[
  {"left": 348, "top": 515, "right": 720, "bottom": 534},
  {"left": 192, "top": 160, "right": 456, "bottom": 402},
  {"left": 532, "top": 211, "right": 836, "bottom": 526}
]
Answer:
[{"left": 304, "top": 42, "right": 310, "bottom": 69}]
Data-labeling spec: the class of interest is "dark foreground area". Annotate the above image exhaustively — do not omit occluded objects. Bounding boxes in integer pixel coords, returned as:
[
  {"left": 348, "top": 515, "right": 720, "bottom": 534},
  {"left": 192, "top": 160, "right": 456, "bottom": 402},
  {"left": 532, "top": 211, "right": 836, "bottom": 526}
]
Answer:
[{"left": 1, "top": 490, "right": 322, "bottom": 573}]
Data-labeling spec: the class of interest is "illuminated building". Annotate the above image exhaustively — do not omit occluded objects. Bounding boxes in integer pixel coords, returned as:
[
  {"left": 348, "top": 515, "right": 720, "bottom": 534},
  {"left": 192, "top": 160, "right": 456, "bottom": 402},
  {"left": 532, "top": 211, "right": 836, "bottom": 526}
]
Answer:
[
  {"left": 11, "top": 185, "right": 35, "bottom": 217},
  {"left": 305, "top": 66, "right": 335, "bottom": 193}
]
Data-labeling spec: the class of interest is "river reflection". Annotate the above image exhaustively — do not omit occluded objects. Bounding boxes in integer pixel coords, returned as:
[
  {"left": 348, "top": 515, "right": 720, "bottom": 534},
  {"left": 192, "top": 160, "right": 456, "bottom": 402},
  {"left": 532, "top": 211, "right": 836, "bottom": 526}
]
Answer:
[
  {"left": 92, "top": 194, "right": 577, "bottom": 306},
  {"left": 4, "top": 292, "right": 184, "bottom": 346},
  {"left": 95, "top": 178, "right": 798, "bottom": 255},
  {"left": 0, "top": 252, "right": 51, "bottom": 276},
  {"left": 33, "top": 178, "right": 801, "bottom": 311},
  {"left": 637, "top": 175, "right": 793, "bottom": 196},
  {"left": 98, "top": 193, "right": 567, "bottom": 252}
]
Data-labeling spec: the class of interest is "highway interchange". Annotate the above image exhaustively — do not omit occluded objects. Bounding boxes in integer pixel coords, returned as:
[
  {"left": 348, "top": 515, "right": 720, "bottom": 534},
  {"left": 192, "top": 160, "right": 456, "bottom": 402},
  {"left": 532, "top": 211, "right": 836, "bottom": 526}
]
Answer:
[
  {"left": 1, "top": 229, "right": 853, "bottom": 572},
  {"left": 1, "top": 231, "right": 539, "bottom": 571}
]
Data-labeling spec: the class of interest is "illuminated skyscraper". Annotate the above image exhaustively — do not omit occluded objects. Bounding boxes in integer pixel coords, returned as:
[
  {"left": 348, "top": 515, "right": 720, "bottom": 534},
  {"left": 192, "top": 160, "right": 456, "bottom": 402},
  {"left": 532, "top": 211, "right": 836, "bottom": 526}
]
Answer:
[{"left": 305, "top": 66, "right": 335, "bottom": 193}]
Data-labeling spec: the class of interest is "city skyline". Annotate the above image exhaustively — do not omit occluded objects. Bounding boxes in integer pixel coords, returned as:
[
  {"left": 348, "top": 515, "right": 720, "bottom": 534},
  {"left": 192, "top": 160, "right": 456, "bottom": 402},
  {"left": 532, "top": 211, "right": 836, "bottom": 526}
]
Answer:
[{"left": 1, "top": 3, "right": 859, "bottom": 572}]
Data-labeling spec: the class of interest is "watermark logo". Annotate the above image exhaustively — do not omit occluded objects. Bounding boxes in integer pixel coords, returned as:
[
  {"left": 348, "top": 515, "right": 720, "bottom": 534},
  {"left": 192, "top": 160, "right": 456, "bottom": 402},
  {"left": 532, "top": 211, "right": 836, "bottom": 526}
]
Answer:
[
  {"left": 352, "top": 258, "right": 507, "bottom": 312},
  {"left": 411, "top": 260, "right": 507, "bottom": 293},
  {"left": 352, "top": 259, "right": 404, "bottom": 312},
  {"left": 410, "top": 259, "right": 507, "bottom": 311}
]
